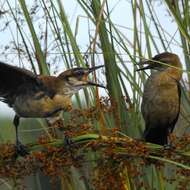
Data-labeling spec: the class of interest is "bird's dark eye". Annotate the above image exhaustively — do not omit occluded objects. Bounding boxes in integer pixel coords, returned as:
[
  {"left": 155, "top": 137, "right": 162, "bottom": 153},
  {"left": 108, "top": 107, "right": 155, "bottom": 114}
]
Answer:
[{"left": 75, "top": 70, "right": 84, "bottom": 75}]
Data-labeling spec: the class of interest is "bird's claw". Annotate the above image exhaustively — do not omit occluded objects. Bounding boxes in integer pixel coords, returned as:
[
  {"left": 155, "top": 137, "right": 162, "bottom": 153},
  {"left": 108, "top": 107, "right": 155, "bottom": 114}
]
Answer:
[
  {"left": 15, "top": 141, "right": 29, "bottom": 157},
  {"left": 64, "top": 135, "right": 73, "bottom": 148},
  {"left": 64, "top": 135, "right": 77, "bottom": 160},
  {"left": 163, "top": 143, "right": 175, "bottom": 150}
]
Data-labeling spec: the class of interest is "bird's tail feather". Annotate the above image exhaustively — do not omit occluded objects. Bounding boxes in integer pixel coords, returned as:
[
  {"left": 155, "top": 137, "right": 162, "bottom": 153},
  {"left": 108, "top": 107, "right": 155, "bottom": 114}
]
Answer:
[{"left": 143, "top": 127, "right": 168, "bottom": 145}]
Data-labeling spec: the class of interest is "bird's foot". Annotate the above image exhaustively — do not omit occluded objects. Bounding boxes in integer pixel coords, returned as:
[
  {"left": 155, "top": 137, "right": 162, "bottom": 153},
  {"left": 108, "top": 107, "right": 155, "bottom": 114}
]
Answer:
[
  {"left": 163, "top": 143, "right": 175, "bottom": 150},
  {"left": 64, "top": 135, "right": 73, "bottom": 148},
  {"left": 64, "top": 135, "right": 77, "bottom": 160},
  {"left": 15, "top": 141, "right": 29, "bottom": 157}
]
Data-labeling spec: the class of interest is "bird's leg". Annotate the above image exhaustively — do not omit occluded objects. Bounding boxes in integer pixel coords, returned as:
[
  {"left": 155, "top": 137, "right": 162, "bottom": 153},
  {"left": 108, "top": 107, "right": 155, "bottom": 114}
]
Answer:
[
  {"left": 47, "top": 110, "right": 73, "bottom": 143},
  {"left": 64, "top": 133, "right": 73, "bottom": 147},
  {"left": 167, "top": 128, "right": 172, "bottom": 146},
  {"left": 47, "top": 111, "right": 75, "bottom": 159},
  {"left": 13, "top": 115, "right": 28, "bottom": 157},
  {"left": 63, "top": 133, "right": 77, "bottom": 161},
  {"left": 164, "top": 128, "right": 174, "bottom": 150}
]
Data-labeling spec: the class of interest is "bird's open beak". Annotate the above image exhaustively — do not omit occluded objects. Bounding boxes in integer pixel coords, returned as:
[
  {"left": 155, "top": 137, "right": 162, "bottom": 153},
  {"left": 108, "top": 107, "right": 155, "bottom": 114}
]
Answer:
[
  {"left": 87, "top": 81, "right": 106, "bottom": 88},
  {"left": 88, "top": 65, "right": 105, "bottom": 73},
  {"left": 136, "top": 60, "right": 155, "bottom": 71},
  {"left": 86, "top": 65, "right": 106, "bottom": 88}
]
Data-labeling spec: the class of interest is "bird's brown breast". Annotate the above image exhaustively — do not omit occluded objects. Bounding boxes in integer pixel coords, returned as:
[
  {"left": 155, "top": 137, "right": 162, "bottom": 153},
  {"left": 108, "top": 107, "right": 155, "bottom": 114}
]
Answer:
[{"left": 141, "top": 72, "right": 180, "bottom": 127}]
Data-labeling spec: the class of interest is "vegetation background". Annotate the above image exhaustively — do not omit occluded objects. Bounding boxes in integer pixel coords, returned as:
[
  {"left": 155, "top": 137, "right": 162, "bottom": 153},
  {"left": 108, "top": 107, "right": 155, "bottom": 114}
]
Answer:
[{"left": 0, "top": 0, "right": 189, "bottom": 189}]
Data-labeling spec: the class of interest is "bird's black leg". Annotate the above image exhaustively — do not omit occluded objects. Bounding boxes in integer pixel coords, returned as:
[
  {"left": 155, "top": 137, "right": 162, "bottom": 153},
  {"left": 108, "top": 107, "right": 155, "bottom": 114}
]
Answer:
[
  {"left": 164, "top": 128, "right": 174, "bottom": 150},
  {"left": 13, "top": 115, "right": 28, "bottom": 157},
  {"left": 64, "top": 134, "right": 73, "bottom": 147}
]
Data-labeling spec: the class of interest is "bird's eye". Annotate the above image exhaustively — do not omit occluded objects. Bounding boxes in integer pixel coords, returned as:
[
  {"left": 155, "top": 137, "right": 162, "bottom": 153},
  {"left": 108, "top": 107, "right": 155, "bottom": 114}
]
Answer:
[{"left": 75, "top": 70, "right": 84, "bottom": 75}]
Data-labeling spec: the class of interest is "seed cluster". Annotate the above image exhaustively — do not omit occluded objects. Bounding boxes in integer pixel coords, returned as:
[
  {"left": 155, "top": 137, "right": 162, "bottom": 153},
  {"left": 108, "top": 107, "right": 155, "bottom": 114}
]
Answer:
[{"left": 0, "top": 100, "right": 189, "bottom": 189}]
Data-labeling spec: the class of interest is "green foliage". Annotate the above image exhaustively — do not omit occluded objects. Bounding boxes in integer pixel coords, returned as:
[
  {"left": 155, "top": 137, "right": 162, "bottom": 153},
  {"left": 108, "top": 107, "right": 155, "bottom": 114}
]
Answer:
[{"left": 0, "top": 0, "right": 189, "bottom": 189}]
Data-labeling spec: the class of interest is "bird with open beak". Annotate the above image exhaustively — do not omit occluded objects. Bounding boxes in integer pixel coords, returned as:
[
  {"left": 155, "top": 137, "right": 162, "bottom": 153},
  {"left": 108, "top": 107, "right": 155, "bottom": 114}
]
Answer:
[
  {"left": 137, "top": 52, "right": 182, "bottom": 145},
  {"left": 0, "top": 62, "right": 105, "bottom": 156}
]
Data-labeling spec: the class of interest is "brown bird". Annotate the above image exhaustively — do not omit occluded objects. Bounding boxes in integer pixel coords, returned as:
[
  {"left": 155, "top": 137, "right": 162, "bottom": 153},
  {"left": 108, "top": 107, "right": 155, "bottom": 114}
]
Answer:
[
  {"left": 0, "top": 62, "right": 105, "bottom": 155},
  {"left": 137, "top": 52, "right": 182, "bottom": 145}
]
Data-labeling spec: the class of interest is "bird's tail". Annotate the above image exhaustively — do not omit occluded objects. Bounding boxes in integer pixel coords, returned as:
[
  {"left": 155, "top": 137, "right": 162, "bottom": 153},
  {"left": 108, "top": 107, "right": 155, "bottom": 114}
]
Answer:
[{"left": 143, "top": 127, "right": 168, "bottom": 145}]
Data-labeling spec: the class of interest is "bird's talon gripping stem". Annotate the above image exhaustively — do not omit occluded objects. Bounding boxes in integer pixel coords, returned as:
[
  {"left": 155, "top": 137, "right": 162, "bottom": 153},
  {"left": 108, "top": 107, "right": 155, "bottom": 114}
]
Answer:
[
  {"left": 163, "top": 143, "right": 175, "bottom": 150},
  {"left": 163, "top": 144, "right": 172, "bottom": 150},
  {"left": 64, "top": 135, "right": 73, "bottom": 148},
  {"left": 15, "top": 140, "right": 29, "bottom": 157},
  {"left": 64, "top": 134, "right": 77, "bottom": 160}
]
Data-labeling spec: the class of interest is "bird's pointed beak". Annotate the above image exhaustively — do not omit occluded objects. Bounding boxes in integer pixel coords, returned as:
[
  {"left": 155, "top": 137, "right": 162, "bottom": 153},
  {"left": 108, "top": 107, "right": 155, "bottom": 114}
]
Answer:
[
  {"left": 87, "top": 81, "right": 106, "bottom": 88},
  {"left": 136, "top": 60, "right": 154, "bottom": 71},
  {"left": 86, "top": 65, "right": 106, "bottom": 88},
  {"left": 87, "top": 65, "right": 105, "bottom": 73}
]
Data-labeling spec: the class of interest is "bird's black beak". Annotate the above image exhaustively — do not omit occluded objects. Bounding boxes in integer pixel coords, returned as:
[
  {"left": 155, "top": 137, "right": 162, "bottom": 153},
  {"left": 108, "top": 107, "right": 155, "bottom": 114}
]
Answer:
[
  {"left": 87, "top": 81, "right": 106, "bottom": 88},
  {"left": 87, "top": 65, "right": 105, "bottom": 73},
  {"left": 136, "top": 60, "right": 155, "bottom": 71},
  {"left": 86, "top": 65, "right": 106, "bottom": 88}
]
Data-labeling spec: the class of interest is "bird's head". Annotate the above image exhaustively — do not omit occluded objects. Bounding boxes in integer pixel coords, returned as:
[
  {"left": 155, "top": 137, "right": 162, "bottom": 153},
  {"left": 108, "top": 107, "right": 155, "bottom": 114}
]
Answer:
[
  {"left": 136, "top": 52, "right": 182, "bottom": 72},
  {"left": 58, "top": 65, "right": 105, "bottom": 95}
]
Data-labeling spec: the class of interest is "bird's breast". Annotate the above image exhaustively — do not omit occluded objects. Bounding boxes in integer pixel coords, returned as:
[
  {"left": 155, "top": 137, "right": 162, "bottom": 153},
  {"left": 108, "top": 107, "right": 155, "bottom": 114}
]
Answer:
[
  {"left": 13, "top": 93, "right": 72, "bottom": 118},
  {"left": 141, "top": 73, "right": 180, "bottom": 126}
]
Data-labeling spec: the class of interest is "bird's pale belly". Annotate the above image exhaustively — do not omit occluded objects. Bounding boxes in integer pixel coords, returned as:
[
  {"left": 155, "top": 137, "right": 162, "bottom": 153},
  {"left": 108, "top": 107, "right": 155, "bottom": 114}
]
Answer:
[
  {"left": 142, "top": 83, "right": 179, "bottom": 126},
  {"left": 13, "top": 94, "right": 72, "bottom": 118}
]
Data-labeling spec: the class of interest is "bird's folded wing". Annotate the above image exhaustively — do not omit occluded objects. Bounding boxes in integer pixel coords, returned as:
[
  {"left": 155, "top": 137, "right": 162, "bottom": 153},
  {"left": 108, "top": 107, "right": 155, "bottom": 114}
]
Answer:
[{"left": 170, "top": 81, "right": 181, "bottom": 128}]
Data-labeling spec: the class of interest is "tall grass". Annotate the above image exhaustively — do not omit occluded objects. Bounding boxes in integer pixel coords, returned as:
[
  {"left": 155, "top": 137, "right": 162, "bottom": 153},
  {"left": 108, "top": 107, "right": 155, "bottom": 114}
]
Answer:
[{"left": 0, "top": 0, "right": 189, "bottom": 189}]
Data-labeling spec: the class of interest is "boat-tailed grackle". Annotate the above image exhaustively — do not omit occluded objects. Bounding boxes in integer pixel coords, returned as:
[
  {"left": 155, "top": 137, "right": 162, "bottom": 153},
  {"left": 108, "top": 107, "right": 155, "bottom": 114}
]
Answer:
[
  {"left": 0, "top": 62, "right": 105, "bottom": 156},
  {"left": 137, "top": 52, "right": 182, "bottom": 145}
]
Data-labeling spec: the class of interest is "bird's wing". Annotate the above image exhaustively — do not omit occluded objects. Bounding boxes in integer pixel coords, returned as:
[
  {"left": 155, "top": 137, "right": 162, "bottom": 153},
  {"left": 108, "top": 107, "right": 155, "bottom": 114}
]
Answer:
[
  {"left": 169, "top": 80, "right": 181, "bottom": 132},
  {"left": 0, "top": 62, "right": 48, "bottom": 105},
  {"left": 37, "top": 75, "right": 58, "bottom": 98}
]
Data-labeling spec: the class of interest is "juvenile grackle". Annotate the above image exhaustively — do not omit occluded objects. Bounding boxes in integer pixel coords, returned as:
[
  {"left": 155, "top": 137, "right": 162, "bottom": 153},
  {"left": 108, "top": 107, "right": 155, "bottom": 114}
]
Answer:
[{"left": 0, "top": 62, "right": 105, "bottom": 155}]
